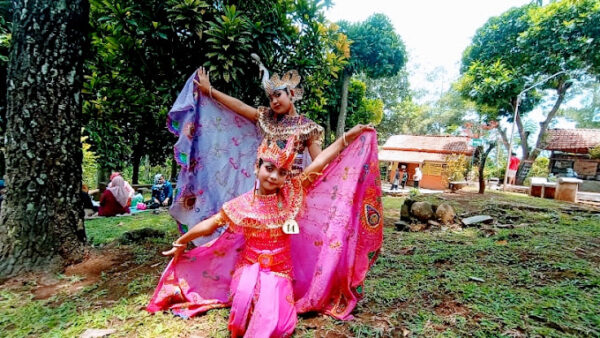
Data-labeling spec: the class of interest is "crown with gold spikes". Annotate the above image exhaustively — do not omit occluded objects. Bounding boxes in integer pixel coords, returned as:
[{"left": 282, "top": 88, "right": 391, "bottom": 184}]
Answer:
[
  {"left": 264, "top": 70, "right": 304, "bottom": 102},
  {"left": 256, "top": 134, "right": 297, "bottom": 170},
  {"left": 251, "top": 54, "right": 304, "bottom": 102}
]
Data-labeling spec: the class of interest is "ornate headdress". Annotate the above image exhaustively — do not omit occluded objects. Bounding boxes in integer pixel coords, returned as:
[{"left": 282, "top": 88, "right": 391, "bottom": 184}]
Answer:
[
  {"left": 256, "top": 134, "right": 297, "bottom": 171},
  {"left": 251, "top": 53, "right": 304, "bottom": 102}
]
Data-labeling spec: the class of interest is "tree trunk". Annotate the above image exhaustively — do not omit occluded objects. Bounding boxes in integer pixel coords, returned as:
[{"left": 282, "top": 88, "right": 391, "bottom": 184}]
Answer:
[
  {"left": 131, "top": 156, "right": 140, "bottom": 184},
  {"left": 97, "top": 167, "right": 109, "bottom": 189},
  {"left": 335, "top": 71, "right": 351, "bottom": 139},
  {"left": 0, "top": 0, "right": 89, "bottom": 277},
  {"left": 478, "top": 143, "right": 496, "bottom": 194},
  {"left": 514, "top": 112, "right": 529, "bottom": 160},
  {"left": 529, "top": 81, "right": 569, "bottom": 160},
  {"left": 497, "top": 127, "right": 510, "bottom": 154},
  {"left": 324, "top": 112, "right": 332, "bottom": 147},
  {"left": 131, "top": 145, "right": 142, "bottom": 184},
  {"left": 170, "top": 157, "right": 178, "bottom": 182}
]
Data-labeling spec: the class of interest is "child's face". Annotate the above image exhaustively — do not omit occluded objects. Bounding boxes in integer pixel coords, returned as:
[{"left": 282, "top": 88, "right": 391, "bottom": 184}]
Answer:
[
  {"left": 257, "top": 161, "right": 289, "bottom": 194},
  {"left": 269, "top": 89, "right": 292, "bottom": 115}
]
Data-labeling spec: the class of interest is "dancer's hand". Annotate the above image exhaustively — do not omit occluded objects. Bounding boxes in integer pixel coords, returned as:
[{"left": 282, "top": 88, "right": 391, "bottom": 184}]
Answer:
[
  {"left": 162, "top": 242, "right": 186, "bottom": 262},
  {"left": 344, "top": 124, "right": 375, "bottom": 144},
  {"left": 194, "top": 66, "right": 211, "bottom": 95}
]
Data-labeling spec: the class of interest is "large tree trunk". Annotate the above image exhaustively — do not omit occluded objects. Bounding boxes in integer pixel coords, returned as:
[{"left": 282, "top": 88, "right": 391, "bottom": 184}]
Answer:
[
  {"left": 529, "top": 81, "right": 570, "bottom": 160},
  {"left": 0, "top": 0, "right": 89, "bottom": 277},
  {"left": 335, "top": 71, "right": 351, "bottom": 139},
  {"left": 478, "top": 143, "right": 496, "bottom": 194}
]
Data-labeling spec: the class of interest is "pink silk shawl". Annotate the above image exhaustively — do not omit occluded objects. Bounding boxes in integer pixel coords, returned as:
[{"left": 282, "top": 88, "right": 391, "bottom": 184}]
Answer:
[{"left": 148, "top": 130, "right": 383, "bottom": 322}]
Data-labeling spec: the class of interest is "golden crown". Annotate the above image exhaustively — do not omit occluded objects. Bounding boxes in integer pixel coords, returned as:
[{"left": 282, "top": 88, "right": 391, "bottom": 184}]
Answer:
[
  {"left": 257, "top": 134, "right": 297, "bottom": 170},
  {"left": 251, "top": 54, "right": 304, "bottom": 102},
  {"left": 264, "top": 70, "right": 304, "bottom": 102}
]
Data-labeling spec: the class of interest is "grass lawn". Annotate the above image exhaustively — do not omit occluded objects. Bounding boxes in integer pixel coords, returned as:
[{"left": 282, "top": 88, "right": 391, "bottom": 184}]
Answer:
[{"left": 0, "top": 192, "right": 598, "bottom": 337}]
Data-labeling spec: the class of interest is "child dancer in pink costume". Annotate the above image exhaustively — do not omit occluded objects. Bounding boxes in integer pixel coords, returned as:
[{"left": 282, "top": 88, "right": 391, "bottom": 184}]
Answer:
[{"left": 148, "top": 125, "right": 383, "bottom": 337}]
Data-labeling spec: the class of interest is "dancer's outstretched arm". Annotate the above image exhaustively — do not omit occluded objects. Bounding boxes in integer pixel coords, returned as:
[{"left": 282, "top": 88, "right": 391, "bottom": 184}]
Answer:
[
  {"left": 162, "top": 213, "right": 223, "bottom": 260},
  {"left": 301, "top": 124, "right": 373, "bottom": 187},
  {"left": 194, "top": 66, "right": 259, "bottom": 122}
]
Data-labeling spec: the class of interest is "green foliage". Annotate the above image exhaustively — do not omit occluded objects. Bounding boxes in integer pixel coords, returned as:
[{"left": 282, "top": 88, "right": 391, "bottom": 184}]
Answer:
[
  {"left": 528, "top": 156, "right": 550, "bottom": 178},
  {"left": 81, "top": 135, "right": 99, "bottom": 188},
  {"left": 376, "top": 86, "right": 469, "bottom": 143},
  {"left": 589, "top": 144, "right": 600, "bottom": 159},
  {"left": 84, "top": 0, "right": 350, "bottom": 172},
  {"left": 345, "top": 78, "right": 384, "bottom": 126},
  {"left": 333, "top": 13, "right": 407, "bottom": 136},
  {"left": 484, "top": 158, "right": 506, "bottom": 180},
  {"left": 377, "top": 99, "right": 430, "bottom": 141},
  {"left": 561, "top": 81, "right": 600, "bottom": 128},
  {"left": 339, "top": 13, "right": 407, "bottom": 78},
  {"left": 445, "top": 154, "right": 469, "bottom": 182},
  {"left": 408, "top": 188, "right": 420, "bottom": 198},
  {"left": 360, "top": 70, "right": 411, "bottom": 108},
  {"left": 459, "top": 0, "right": 600, "bottom": 160},
  {"left": 291, "top": 19, "right": 351, "bottom": 128}
]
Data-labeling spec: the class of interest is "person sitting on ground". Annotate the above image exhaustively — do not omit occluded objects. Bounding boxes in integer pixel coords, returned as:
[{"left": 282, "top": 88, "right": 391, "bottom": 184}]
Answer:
[
  {"left": 98, "top": 176, "right": 131, "bottom": 216},
  {"left": 108, "top": 172, "right": 135, "bottom": 203},
  {"left": 131, "top": 189, "right": 144, "bottom": 207},
  {"left": 81, "top": 183, "right": 98, "bottom": 217},
  {"left": 150, "top": 174, "right": 173, "bottom": 208}
]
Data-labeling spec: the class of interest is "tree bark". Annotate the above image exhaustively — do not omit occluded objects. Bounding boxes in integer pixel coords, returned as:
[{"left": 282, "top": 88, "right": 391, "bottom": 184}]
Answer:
[
  {"left": 478, "top": 143, "right": 496, "bottom": 194},
  {"left": 0, "top": 0, "right": 89, "bottom": 277},
  {"left": 497, "top": 127, "right": 510, "bottom": 154},
  {"left": 324, "top": 112, "right": 332, "bottom": 147},
  {"left": 529, "top": 81, "right": 569, "bottom": 160},
  {"left": 335, "top": 71, "right": 351, "bottom": 139},
  {"left": 514, "top": 112, "right": 529, "bottom": 160},
  {"left": 131, "top": 144, "right": 142, "bottom": 184},
  {"left": 170, "top": 157, "right": 178, "bottom": 182}
]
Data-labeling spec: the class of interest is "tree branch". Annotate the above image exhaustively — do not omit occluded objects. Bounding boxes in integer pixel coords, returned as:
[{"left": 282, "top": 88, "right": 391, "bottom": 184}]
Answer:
[{"left": 531, "top": 80, "right": 569, "bottom": 159}]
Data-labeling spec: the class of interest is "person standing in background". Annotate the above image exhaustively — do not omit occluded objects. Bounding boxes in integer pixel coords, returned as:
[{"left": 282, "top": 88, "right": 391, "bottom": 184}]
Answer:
[
  {"left": 508, "top": 153, "right": 520, "bottom": 185},
  {"left": 413, "top": 167, "right": 423, "bottom": 189}
]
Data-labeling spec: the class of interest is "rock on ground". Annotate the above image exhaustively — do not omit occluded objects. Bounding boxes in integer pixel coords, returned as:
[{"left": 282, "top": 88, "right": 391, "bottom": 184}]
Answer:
[
  {"left": 411, "top": 201, "right": 435, "bottom": 221},
  {"left": 436, "top": 203, "right": 456, "bottom": 225}
]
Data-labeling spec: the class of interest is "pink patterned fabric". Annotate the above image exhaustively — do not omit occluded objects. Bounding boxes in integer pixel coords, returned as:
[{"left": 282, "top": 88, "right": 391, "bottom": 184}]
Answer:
[{"left": 147, "top": 131, "right": 383, "bottom": 336}]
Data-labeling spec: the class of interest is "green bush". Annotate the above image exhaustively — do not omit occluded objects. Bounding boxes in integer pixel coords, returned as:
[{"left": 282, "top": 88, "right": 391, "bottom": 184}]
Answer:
[
  {"left": 590, "top": 145, "right": 600, "bottom": 159},
  {"left": 82, "top": 135, "right": 98, "bottom": 188},
  {"left": 445, "top": 154, "right": 469, "bottom": 182}
]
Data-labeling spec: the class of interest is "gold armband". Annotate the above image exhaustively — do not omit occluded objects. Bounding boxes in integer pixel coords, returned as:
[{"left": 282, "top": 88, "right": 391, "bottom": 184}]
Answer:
[
  {"left": 214, "top": 210, "right": 228, "bottom": 226},
  {"left": 301, "top": 171, "right": 323, "bottom": 184}
]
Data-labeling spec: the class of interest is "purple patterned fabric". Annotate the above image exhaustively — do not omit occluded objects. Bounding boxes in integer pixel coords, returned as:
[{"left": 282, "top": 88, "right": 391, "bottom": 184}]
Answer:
[{"left": 167, "top": 73, "right": 261, "bottom": 245}]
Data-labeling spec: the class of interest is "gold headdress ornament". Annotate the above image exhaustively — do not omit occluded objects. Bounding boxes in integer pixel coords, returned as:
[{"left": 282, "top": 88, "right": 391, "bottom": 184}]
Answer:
[
  {"left": 251, "top": 53, "right": 304, "bottom": 102},
  {"left": 256, "top": 134, "right": 298, "bottom": 171}
]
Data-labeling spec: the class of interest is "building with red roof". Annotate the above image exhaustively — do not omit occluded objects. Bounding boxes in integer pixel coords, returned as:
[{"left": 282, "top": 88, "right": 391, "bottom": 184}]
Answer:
[
  {"left": 380, "top": 135, "right": 474, "bottom": 190},
  {"left": 542, "top": 129, "right": 600, "bottom": 182}
]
